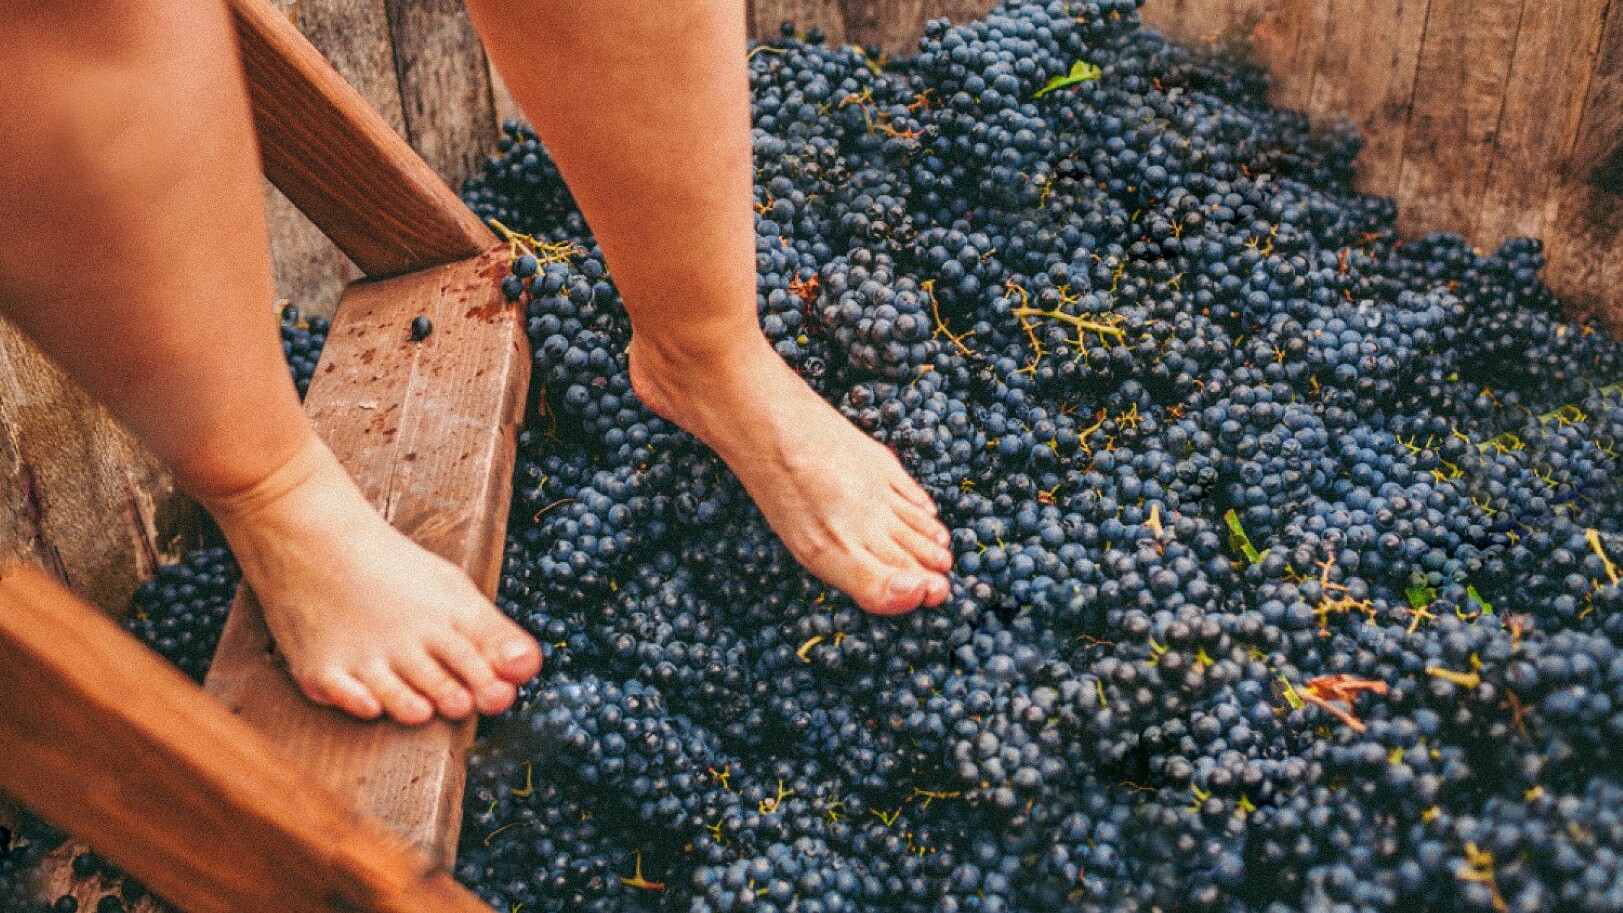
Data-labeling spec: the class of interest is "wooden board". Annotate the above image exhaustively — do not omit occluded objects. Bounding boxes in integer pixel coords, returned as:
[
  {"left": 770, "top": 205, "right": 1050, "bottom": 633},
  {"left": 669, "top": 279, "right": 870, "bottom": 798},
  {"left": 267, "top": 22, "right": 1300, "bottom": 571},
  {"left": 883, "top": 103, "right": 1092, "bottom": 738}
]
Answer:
[
  {"left": 262, "top": 0, "right": 408, "bottom": 317},
  {"left": 1392, "top": 0, "right": 1526, "bottom": 238},
  {"left": 232, "top": 0, "right": 495, "bottom": 279},
  {"left": 1545, "top": 0, "right": 1623, "bottom": 332},
  {"left": 751, "top": 0, "right": 850, "bottom": 45},
  {"left": 1472, "top": 0, "right": 1611, "bottom": 246},
  {"left": 203, "top": 248, "right": 528, "bottom": 866},
  {"left": 0, "top": 564, "right": 493, "bottom": 913},
  {"left": 383, "top": 0, "right": 499, "bottom": 186},
  {"left": 0, "top": 324, "right": 198, "bottom": 615}
]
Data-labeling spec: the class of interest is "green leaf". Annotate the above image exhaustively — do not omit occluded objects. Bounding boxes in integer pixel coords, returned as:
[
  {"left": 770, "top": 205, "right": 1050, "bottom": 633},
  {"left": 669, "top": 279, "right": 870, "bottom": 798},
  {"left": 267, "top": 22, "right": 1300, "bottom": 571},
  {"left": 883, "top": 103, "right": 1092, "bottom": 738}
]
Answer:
[
  {"left": 1406, "top": 581, "right": 1437, "bottom": 610},
  {"left": 1034, "top": 60, "right": 1102, "bottom": 99},
  {"left": 1224, "top": 509, "right": 1264, "bottom": 564},
  {"left": 1467, "top": 584, "right": 1494, "bottom": 616}
]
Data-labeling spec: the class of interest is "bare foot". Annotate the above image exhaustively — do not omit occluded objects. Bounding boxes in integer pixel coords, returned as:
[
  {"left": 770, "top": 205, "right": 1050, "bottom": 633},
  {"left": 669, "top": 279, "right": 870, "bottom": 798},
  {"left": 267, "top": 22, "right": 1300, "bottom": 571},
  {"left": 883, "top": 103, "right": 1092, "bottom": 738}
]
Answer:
[
  {"left": 629, "top": 335, "right": 953, "bottom": 614},
  {"left": 198, "top": 438, "right": 542, "bottom": 725}
]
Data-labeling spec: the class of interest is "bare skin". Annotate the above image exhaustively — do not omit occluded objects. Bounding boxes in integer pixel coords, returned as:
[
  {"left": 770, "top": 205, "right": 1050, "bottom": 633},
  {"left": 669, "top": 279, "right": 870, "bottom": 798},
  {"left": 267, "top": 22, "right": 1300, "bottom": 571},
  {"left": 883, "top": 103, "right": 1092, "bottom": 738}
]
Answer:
[
  {"left": 0, "top": 0, "right": 538, "bottom": 725},
  {"left": 0, "top": 0, "right": 949, "bottom": 733},
  {"left": 468, "top": 0, "right": 954, "bottom": 613}
]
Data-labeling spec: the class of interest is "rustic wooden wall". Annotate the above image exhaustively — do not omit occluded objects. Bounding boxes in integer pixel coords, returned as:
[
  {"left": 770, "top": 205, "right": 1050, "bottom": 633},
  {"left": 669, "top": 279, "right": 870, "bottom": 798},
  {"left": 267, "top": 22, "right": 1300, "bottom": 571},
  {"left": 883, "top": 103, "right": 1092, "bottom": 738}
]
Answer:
[
  {"left": 1140, "top": 0, "right": 1623, "bottom": 331},
  {"left": 5, "top": 0, "right": 1620, "bottom": 615}
]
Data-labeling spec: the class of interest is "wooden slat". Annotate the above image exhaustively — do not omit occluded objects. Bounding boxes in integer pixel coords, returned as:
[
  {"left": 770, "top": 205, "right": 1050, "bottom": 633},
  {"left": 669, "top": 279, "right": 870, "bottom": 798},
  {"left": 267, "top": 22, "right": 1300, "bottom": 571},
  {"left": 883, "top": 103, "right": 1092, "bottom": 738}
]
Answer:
[
  {"left": 754, "top": 0, "right": 850, "bottom": 44},
  {"left": 1392, "top": 0, "right": 1525, "bottom": 238},
  {"left": 1545, "top": 0, "right": 1623, "bottom": 332},
  {"left": 842, "top": 0, "right": 923, "bottom": 52},
  {"left": 383, "top": 0, "right": 499, "bottom": 187},
  {"left": 1298, "top": 0, "right": 1430, "bottom": 198},
  {"left": 0, "top": 564, "right": 493, "bottom": 913},
  {"left": 230, "top": 0, "right": 496, "bottom": 278},
  {"left": 262, "top": 0, "right": 407, "bottom": 316},
  {"left": 203, "top": 248, "right": 528, "bottom": 867},
  {"left": 0, "top": 323, "right": 197, "bottom": 614},
  {"left": 1472, "top": 0, "right": 1611, "bottom": 246},
  {"left": 1141, "top": 0, "right": 1243, "bottom": 47}
]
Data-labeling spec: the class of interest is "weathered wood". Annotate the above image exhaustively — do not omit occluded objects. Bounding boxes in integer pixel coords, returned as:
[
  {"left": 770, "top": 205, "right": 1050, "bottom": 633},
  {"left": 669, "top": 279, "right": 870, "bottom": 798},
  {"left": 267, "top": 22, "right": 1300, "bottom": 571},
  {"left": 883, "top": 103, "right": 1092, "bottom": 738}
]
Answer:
[
  {"left": 1392, "top": 0, "right": 1524, "bottom": 238},
  {"left": 1473, "top": 0, "right": 1610, "bottom": 246},
  {"left": 1545, "top": 0, "right": 1623, "bottom": 332},
  {"left": 261, "top": 0, "right": 408, "bottom": 316},
  {"left": 1299, "top": 0, "right": 1429, "bottom": 198},
  {"left": 0, "top": 323, "right": 197, "bottom": 615},
  {"left": 203, "top": 248, "right": 529, "bottom": 866},
  {"left": 384, "top": 0, "right": 499, "bottom": 188},
  {"left": 842, "top": 0, "right": 925, "bottom": 53},
  {"left": 0, "top": 564, "right": 493, "bottom": 913},
  {"left": 753, "top": 0, "right": 850, "bottom": 45},
  {"left": 231, "top": 0, "right": 496, "bottom": 278},
  {"left": 487, "top": 59, "right": 524, "bottom": 135}
]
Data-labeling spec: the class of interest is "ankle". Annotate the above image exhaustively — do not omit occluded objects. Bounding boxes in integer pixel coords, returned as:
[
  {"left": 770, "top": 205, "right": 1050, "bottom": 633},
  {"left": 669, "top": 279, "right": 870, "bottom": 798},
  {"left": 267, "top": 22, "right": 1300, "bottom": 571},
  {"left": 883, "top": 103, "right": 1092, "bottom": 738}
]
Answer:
[{"left": 188, "top": 434, "right": 348, "bottom": 522}]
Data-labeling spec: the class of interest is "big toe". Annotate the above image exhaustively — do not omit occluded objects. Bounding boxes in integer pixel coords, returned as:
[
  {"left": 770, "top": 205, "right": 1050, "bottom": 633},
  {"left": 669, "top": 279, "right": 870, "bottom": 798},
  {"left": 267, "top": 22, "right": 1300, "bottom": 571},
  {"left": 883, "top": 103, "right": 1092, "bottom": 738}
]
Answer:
[{"left": 853, "top": 565, "right": 949, "bottom": 616}]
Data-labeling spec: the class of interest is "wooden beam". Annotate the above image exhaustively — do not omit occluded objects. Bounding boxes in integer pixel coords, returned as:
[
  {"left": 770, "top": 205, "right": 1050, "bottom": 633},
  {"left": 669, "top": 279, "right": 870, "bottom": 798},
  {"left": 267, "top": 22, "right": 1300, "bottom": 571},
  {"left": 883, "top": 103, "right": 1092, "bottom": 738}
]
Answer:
[
  {"left": 0, "top": 564, "right": 494, "bottom": 913},
  {"left": 202, "top": 248, "right": 529, "bottom": 867},
  {"left": 230, "top": 0, "right": 496, "bottom": 278}
]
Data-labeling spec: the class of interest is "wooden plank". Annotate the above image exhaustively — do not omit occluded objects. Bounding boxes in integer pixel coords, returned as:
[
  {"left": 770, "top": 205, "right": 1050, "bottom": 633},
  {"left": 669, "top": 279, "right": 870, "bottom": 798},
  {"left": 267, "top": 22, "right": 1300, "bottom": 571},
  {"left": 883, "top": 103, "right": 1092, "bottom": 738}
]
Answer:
[
  {"left": 754, "top": 0, "right": 849, "bottom": 45},
  {"left": 1257, "top": 0, "right": 1329, "bottom": 112},
  {"left": 262, "top": 0, "right": 408, "bottom": 316},
  {"left": 0, "top": 564, "right": 493, "bottom": 913},
  {"left": 1392, "top": 0, "right": 1525, "bottom": 238},
  {"left": 487, "top": 59, "right": 524, "bottom": 133},
  {"left": 383, "top": 0, "right": 500, "bottom": 187},
  {"left": 0, "top": 323, "right": 197, "bottom": 615},
  {"left": 843, "top": 0, "right": 924, "bottom": 53},
  {"left": 1141, "top": 0, "right": 1247, "bottom": 47},
  {"left": 203, "top": 247, "right": 529, "bottom": 866},
  {"left": 1290, "top": 0, "right": 1430, "bottom": 198},
  {"left": 264, "top": 186, "right": 361, "bottom": 319},
  {"left": 231, "top": 0, "right": 496, "bottom": 279},
  {"left": 1545, "top": 0, "right": 1623, "bottom": 332},
  {"left": 1473, "top": 0, "right": 1611, "bottom": 247}
]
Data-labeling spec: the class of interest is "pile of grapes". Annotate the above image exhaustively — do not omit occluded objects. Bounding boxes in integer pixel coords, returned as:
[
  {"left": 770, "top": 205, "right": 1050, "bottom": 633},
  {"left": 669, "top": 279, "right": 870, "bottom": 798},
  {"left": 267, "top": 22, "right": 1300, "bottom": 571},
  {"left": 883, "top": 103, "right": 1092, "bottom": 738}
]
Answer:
[{"left": 10, "top": 2, "right": 1623, "bottom": 911}]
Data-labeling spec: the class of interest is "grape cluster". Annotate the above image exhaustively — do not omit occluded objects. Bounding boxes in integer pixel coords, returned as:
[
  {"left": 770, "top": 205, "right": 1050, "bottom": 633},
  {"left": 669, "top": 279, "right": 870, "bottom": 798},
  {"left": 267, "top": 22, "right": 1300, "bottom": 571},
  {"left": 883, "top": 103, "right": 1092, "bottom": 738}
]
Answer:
[
  {"left": 278, "top": 303, "right": 329, "bottom": 399},
  {"left": 15, "top": 2, "right": 1623, "bottom": 912}
]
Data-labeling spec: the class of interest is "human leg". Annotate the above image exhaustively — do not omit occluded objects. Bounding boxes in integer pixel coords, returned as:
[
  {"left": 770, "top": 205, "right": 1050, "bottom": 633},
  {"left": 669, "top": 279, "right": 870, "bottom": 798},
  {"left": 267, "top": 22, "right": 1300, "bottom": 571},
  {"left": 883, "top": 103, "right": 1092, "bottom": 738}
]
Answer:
[
  {"left": 0, "top": 0, "right": 539, "bottom": 723},
  {"left": 467, "top": 0, "right": 954, "bottom": 614}
]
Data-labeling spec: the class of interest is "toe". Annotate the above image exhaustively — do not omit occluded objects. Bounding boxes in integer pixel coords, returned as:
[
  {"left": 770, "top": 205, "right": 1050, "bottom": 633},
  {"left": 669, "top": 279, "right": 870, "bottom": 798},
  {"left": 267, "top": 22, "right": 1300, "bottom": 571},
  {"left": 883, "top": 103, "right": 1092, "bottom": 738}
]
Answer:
[
  {"left": 305, "top": 668, "right": 382, "bottom": 720},
  {"left": 456, "top": 611, "right": 542, "bottom": 685},
  {"left": 867, "top": 569, "right": 930, "bottom": 615},
  {"left": 394, "top": 649, "right": 474, "bottom": 721},
  {"left": 432, "top": 634, "right": 520, "bottom": 716},
  {"left": 890, "top": 476, "right": 938, "bottom": 514},
  {"left": 921, "top": 574, "right": 951, "bottom": 606},
  {"left": 894, "top": 495, "right": 951, "bottom": 547},
  {"left": 894, "top": 523, "right": 954, "bottom": 573},
  {"left": 358, "top": 665, "right": 434, "bottom": 726}
]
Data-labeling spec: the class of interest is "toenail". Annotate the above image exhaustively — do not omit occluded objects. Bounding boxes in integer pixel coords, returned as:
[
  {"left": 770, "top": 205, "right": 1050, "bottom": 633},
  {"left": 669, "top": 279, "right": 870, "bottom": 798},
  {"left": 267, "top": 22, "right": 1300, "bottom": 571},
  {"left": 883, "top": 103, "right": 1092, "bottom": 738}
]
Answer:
[
  {"left": 886, "top": 574, "right": 926, "bottom": 597},
  {"left": 500, "top": 639, "right": 532, "bottom": 663}
]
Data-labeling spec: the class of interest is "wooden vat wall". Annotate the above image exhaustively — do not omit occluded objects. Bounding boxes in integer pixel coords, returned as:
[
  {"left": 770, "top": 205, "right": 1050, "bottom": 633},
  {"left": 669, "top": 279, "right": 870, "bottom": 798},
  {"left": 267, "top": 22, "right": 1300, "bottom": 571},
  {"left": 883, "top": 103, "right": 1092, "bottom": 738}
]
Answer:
[{"left": 2, "top": 0, "right": 1619, "bottom": 614}]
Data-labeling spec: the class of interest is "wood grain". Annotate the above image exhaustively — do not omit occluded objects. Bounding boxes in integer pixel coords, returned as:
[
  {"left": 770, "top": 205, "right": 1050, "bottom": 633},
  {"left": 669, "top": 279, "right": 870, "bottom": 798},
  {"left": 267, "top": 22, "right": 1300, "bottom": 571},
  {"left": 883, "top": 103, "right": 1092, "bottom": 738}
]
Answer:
[
  {"left": 1473, "top": 0, "right": 1611, "bottom": 247},
  {"left": 1392, "top": 0, "right": 1525, "bottom": 238},
  {"left": 384, "top": 0, "right": 499, "bottom": 188},
  {"left": 0, "top": 564, "right": 493, "bottom": 913},
  {"left": 1545, "top": 0, "right": 1623, "bottom": 331},
  {"left": 231, "top": 0, "right": 495, "bottom": 279},
  {"left": 204, "top": 248, "right": 529, "bottom": 866},
  {"left": 262, "top": 0, "right": 407, "bottom": 316},
  {"left": 753, "top": 0, "right": 850, "bottom": 45},
  {"left": 1299, "top": 0, "right": 1430, "bottom": 198},
  {"left": 0, "top": 324, "right": 197, "bottom": 615}
]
